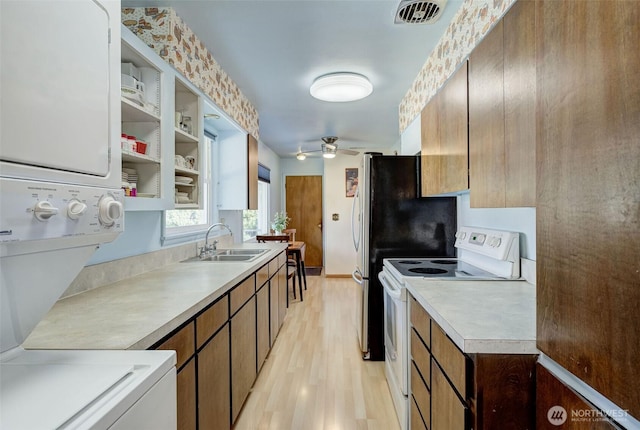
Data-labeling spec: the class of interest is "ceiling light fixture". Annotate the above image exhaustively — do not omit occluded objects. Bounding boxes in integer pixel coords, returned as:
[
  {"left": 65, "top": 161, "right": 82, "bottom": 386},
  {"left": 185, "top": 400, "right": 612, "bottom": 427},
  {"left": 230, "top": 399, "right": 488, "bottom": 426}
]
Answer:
[
  {"left": 310, "top": 72, "right": 373, "bottom": 102},
  {"left": 296, "top": 152, "right": 307, "bottom": 161},
  {"left": 322, "top": 143, "right": 337, "bottom": 158}
]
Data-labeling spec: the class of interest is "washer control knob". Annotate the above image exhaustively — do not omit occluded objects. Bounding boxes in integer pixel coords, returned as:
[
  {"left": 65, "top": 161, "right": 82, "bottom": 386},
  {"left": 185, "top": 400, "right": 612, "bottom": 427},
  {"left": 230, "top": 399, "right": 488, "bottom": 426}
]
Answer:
[
  {"left": 98, "top": 195, "right": 123, "bottom": 227},
  {"left": 33, "top": 201, "right": 59, "bottom": 221},
  {"left": 67, "top": 200, "right": 88, "bottom": 220}
]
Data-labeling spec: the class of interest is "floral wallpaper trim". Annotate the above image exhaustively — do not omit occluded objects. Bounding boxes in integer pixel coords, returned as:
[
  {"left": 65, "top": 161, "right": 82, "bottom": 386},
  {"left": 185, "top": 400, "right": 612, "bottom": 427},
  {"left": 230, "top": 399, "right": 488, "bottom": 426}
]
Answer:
[
  {"left": 399, "top": 0, "right": 516, "bottom": 133},
  {"left": 122, "top": 7, "right": 259, "bottom": 139}
]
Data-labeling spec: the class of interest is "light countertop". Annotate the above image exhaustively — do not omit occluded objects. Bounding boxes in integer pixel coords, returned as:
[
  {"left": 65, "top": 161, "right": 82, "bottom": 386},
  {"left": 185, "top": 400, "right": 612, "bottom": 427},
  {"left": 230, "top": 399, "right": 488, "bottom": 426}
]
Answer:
[
  {"left": 24, "top": 243, "right": 287, "bottom": 351},
  {"left": 405, "top": 278, "right": 537, "bottom": 355}
]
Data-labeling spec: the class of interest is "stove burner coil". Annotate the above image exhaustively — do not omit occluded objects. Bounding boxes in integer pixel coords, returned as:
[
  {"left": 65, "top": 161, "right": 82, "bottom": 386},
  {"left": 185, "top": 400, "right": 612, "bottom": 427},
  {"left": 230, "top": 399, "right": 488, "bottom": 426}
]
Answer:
[
  {"left": 408, "top": 268, "right": 449, "bottom": 275},
  {"left": 430, "top": 260, "right": 458, "bottom": 265},
  {"left": 397, "top": 260, "right": 422, "bottom": 265}
]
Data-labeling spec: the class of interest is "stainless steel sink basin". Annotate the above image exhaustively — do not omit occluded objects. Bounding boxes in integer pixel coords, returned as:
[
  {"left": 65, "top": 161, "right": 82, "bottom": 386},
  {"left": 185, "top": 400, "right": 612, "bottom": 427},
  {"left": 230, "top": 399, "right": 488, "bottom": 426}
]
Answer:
[
  {"left": 214, "top": 249, "right": 267, "bottom": 256},
  {"left": 182, "top": 248, "right": 267, "bottom": 263}
]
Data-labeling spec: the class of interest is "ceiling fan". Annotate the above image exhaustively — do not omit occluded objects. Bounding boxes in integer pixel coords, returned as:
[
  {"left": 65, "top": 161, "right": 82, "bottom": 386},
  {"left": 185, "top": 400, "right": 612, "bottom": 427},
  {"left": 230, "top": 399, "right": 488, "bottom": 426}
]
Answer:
[{"left": 297, "top": 136, "right": 360, "bottom": 160}]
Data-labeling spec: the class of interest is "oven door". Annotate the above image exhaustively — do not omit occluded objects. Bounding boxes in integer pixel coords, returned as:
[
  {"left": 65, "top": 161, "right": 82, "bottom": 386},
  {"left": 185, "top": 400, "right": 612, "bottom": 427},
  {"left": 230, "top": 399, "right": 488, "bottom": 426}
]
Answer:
[{"left": 379, "top": 270, "right": 408, "bottom": 395}]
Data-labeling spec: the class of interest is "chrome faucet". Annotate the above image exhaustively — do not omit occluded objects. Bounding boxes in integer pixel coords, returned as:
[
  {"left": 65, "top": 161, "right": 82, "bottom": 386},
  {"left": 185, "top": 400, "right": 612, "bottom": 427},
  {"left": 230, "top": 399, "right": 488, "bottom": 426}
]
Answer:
[{"left": 200, "top": 223, "right": 233, "bottom": 258}]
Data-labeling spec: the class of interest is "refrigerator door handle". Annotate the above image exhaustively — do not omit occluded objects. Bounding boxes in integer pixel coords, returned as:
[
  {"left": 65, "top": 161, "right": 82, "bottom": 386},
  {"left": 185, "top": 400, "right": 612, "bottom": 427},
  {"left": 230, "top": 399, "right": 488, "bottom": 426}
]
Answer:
[
  {"left": 352, "top": 268, "right": 363, "bottom": 284},
  {"left": 351, "top": 186, "right": 360, "bottom": 252}
]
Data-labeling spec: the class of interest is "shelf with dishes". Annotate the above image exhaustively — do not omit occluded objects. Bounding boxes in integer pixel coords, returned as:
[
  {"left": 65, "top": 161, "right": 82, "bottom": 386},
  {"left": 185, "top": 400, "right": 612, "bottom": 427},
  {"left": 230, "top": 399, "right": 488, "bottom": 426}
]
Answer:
[{"left": 175, "top": 175, "right": 198, "bottom": 206}]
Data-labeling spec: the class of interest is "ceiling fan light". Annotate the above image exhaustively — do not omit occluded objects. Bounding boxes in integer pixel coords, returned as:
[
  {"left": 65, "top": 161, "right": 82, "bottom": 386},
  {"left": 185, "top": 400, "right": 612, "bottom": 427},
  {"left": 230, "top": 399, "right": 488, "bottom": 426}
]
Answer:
[
  {"left": 321, "top": 143, "right": 337, "bottom": 158},
  {"left": 296, "top": 152, "right": 307, "bottom": 160},
  {"left": 310, "top": 72, "right": 373, "bottom": 102}
]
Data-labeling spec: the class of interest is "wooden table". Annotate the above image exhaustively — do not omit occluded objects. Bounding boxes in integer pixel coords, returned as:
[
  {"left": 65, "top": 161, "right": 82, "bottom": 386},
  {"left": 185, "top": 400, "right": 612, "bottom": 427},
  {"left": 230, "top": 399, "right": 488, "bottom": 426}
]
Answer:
[{"left": 255, "top": 236, "right": 308, "bottom": 303}]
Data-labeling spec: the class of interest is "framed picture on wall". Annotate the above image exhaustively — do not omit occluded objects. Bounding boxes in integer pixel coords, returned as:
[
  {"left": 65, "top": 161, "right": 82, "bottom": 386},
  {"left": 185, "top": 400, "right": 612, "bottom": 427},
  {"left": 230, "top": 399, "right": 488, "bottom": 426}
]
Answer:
[{"left": 346, "top": 167, "right": 358, "bottom": 197}]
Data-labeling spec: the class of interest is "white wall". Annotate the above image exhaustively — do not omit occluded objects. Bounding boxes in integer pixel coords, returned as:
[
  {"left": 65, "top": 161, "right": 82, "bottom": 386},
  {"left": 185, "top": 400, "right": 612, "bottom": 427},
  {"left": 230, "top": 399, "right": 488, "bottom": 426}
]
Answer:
[{"left": 322, "top": 155, "right": 360, "bottom": 275}]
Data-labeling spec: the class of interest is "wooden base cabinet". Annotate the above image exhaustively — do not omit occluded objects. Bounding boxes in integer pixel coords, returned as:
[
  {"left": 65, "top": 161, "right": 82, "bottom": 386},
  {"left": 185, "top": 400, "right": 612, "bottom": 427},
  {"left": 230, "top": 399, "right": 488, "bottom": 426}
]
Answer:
[{"left": 409, "top": 294, "right": 536, "bottom": 429}]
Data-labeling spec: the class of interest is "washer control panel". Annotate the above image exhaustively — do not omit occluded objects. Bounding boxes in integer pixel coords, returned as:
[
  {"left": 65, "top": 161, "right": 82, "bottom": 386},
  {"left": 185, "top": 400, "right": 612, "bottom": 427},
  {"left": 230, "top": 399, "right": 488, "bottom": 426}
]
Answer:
[{"left": 0, "top": 178, "right": 124, "bottom": 243}]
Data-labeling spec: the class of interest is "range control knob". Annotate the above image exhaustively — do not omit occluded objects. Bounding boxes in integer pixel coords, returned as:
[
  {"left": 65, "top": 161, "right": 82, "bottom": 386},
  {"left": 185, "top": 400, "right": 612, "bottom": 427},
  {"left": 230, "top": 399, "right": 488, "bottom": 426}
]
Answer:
[
  {"left": 98, "top": 195, "right": 123, "bottom": 227},
  {"left": 67, "top": 200, "right": 88, "bottom": 220},
  {"left": 33, "top": 201, "right": 60, "bottom": 221}
]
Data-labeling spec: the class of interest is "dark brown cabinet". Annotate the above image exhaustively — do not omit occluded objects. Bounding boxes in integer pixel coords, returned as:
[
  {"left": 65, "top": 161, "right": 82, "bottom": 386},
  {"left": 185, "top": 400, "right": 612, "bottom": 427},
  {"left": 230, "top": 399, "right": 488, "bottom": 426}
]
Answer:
[
  {"left": 536, "top": 0, "right": 640, "bottom": 420},
  {"left": 198, "top": 324, "right": 230, "bottom": 430},
  {"left": 256, "top": 266, "right": 270, "bottom": 371},
  {"left": 231, "top": 296, "right": 257, "bottom": 423},
  {"left": 420, "top": 61, "right": 469, "bottom": 196},
  {"left": 468, "top": 0, "right": 536, "bottom": 208}
]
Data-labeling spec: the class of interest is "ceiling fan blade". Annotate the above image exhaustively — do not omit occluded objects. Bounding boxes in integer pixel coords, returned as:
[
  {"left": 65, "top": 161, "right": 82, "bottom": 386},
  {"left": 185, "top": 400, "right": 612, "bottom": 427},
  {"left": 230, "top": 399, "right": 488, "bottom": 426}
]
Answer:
[{"left": 338, "top": 148, "right": 360, "bottom": 156}]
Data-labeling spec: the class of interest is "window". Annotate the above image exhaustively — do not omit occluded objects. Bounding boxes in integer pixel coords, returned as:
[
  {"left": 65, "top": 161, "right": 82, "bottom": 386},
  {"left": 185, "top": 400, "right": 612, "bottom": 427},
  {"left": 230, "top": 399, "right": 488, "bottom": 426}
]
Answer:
[
  {"left": 164, "top": 133, "right": 213, "bottom": 238},
  {"left": 243, "top": 164, "right": 270, "bottom": 241}
]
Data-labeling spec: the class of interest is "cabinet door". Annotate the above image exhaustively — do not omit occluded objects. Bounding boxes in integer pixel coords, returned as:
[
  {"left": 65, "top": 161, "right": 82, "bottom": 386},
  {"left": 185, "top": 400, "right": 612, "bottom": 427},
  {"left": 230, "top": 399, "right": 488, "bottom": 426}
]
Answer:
[
  {"left": 431, "top": 361, "right": 466, "bottom": 430},
  {"left": 469, "top": 20, "right": 506, "bottom": 208},
  {"left": 256, "top": 283, "right": 270, "bottom": 371},
  {"left": 536, "top": 0, "right": 640, "bottom": 417},
  {"left": 198, "top": 324, "right": 230, "bottom": 430},
  {"left": 269, "top": 276, "right": 279, "bottom": 346},
  {"left": 277, "top": 265, "right": 287, "bottom": 329},
  {"left": 503, "top": 0, "right": 536, "bottom": 207},
  {"left": 177, "top": 359, "right": 197, "bottom": 430},
  {"left": 231, "top": 296, "right": 257, "bottom": 422},
  {"left": 421, "top": 62, "right": 469, "bottom": 196},
  {"left": 536, "top": 364, "right": 617, "bottom": 429}
]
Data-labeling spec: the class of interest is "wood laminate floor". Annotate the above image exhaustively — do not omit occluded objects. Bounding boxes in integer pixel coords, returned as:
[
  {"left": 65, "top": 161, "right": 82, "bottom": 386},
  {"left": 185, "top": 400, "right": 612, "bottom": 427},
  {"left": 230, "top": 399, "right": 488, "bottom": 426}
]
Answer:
[{"left": 234, "top": 275, "right": 401, "bottom": 430}]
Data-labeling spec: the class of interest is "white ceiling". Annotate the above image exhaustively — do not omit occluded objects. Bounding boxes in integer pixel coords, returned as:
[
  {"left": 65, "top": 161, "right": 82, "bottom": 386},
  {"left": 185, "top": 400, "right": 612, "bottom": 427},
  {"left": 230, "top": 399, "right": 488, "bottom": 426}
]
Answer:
[{"left": 122, "top": 0, "right": 464, "bottom": 158}]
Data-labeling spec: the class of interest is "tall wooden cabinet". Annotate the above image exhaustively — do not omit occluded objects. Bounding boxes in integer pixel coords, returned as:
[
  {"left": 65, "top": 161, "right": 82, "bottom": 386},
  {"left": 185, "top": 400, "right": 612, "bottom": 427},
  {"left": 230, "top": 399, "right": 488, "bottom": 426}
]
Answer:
[
  {"left": 421, "top": 61, "right": 469, "bottom": 196},
  {"left": 536, "top": 0, "right": 640, "bottom": 421},
  {"left": 468, "top": 0, "right": 536, "bottom": 208}
]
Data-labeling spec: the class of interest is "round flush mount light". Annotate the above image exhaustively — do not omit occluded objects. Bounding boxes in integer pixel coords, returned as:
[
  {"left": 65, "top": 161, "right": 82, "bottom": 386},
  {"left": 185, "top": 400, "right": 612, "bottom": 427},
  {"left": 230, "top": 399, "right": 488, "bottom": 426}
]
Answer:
[{"left": 310, "top": 72, "right": 373, "bottom": 102}]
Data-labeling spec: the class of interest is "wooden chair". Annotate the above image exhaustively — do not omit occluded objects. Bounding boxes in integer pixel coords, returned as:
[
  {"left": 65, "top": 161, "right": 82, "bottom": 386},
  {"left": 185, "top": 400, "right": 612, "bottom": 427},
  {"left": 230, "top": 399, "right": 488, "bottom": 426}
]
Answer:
[{"left": 256, "top": 234, "right": 300, "bottom": 301}]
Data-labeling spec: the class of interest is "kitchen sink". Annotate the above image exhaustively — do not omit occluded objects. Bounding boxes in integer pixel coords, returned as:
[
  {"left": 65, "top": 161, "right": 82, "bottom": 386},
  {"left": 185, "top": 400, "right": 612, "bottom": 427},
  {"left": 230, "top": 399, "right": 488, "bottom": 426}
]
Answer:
[{"left": 182, "top": 248, "right": 267, "bottom": 263}]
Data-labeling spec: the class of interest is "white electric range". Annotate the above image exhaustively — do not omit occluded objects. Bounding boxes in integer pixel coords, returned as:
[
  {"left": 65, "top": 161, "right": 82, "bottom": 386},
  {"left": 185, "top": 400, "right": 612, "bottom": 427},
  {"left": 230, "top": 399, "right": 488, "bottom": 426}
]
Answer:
[{"left": 378, "top": 226, "right": 521, "bottom": 430}]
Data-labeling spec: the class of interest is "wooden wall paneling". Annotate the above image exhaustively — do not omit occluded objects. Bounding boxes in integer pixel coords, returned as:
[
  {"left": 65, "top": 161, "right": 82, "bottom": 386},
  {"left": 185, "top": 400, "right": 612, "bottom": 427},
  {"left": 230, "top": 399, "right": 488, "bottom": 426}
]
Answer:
[
  {"left": 536, "top": 0, "right": 640, "bottom": 418},
  {"left": 469, "top": 20, "right": 506, "bottom": 208},
  {"left": 503, "top": 0, "right": 536, "bottom": 207}
]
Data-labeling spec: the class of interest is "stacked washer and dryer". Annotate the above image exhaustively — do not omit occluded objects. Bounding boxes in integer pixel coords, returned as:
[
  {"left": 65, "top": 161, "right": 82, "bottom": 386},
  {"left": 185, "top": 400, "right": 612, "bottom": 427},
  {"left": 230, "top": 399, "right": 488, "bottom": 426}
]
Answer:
[{"left": 0, "top": 1, "right": 176, "bottom": 428}]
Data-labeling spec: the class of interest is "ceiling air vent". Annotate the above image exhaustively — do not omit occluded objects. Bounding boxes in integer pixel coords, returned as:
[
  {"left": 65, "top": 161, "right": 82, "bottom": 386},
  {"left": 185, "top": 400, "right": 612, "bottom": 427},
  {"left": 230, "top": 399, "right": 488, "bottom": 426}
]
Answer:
[{"left": 394, "top": 0, "right": 448, "bottom": 24}]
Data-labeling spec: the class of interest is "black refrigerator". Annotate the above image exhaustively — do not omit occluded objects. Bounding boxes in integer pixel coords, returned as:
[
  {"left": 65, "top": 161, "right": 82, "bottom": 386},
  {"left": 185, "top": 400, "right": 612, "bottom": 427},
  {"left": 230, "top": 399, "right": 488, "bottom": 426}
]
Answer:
[{"left": 351, "top": 154, "right": 456, "bottom": 360}]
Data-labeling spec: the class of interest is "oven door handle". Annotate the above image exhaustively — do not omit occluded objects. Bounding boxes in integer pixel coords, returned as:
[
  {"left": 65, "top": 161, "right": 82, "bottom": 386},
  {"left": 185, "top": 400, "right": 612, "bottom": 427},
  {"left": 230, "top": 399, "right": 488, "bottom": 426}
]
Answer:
[{"left": 378, "top": 271, "right": 402, "bottom": 301}]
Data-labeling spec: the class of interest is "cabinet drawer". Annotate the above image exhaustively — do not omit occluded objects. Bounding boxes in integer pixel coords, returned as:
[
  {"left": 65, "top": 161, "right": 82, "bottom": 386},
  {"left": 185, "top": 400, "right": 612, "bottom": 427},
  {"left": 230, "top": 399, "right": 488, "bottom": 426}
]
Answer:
[
  {"left": 196, "top": 295, "right": 229, "bottom": 349},
  {"left": 256, "top": 263, "right": 269, "bottom": 288},
  {"left": 230, "top": 275, "right": 255, "bottom": 315},
  {"left": 411, "top": 329, "right": 431, "bottom": 389},
  {"left": 410, "top": 295, "right": 431, "bottom": 349},
  {"left": 432, "top": 323, "right": 467, "bottom": 399},
  {"left": 268, "top": 257, "right": 279, "bottom": 277},
  {"left": 157, "top": 322, "right": 195, "bottom": 369},
  {"left": 277, "top": 251, "right": 286, "bottom": 268},
  {"left": 411, "top": 361, "right": 431, "bottom": 427}
]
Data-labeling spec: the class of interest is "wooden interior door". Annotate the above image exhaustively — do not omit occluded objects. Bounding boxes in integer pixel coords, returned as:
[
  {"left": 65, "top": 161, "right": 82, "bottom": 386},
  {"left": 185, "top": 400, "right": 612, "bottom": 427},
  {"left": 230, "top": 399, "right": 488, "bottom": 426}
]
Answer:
[{"left": 285, "top": 175, "right": 323, "bottom": 268}]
